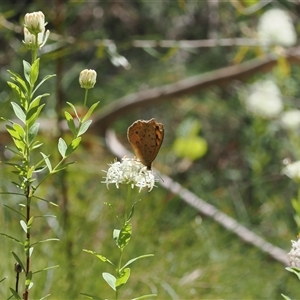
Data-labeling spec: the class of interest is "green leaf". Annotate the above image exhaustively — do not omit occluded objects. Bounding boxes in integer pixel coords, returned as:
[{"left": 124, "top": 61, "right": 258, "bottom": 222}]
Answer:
[
  {"left": 9, "top": 288, "right": 22, "bottom": 300},
  {"left": 31, "top": 238, "right": 60, "bottom": 246},
  {"left": 121, "top": 254, "right": 154, "bottom": 272},
  {"left": 82, "top": 249, "right": 115, "bottom": 267},
  {"left": 58, "top": 138, "right": 67, "bottom": 157},
  {"left": 281, "top": 294, "right": 291, "bottom": 300},
  {"left": 116, "top": 267, "right": 130, "bottom": 289},
  {"left": 25, "top": 271, "right": 33, "bottom": 289},
  {"left": 30, "top": 58, "right": 40, "bottom": 86},
  {"left": 285, "top": 267, "right": 300, "bottom": 280},
  {"left": 31, "top": 141, "right": 43, "bottom": 150},
  {"left": 66, "top": 102, "right": 80, "bottom": 119},
  {"left": 33, "top": 265, "right": 59, "bottom": 275},
  {"left": 0, "top": 277, "right": 6, "bottom": 283},
  {"left": 27, "top": 216, "right": 34, "bottom": 229},
  {"left": 3, "top": 205, "right": 25, "bottom": 219},
  {"left": 51, "top": 161, "right": 75, "bottom": 173},
  {"left": 78, "top": 120, "right": 92, "bottom": 136},
  {"left": 131, "top": 294, "right": 157, "bottom": 300},
  {"left": 20, "top": 220, "right": 27, "bottom": 233},
  {"left": 102, "top": 272, "right": 116, "bottom": 291},
  {"left": 40, "top": 152, "right": 52, "bottom": 172},
  {"left": 117, "top": 223, "right": 132, "bottom": 249},
  {"left": 11, "top": 102, "right": 26, "bottom": 124},
  {"left": 23, "top": 60, "right": 31, "bottom": 84},
  {"left": 27, "top": 103, "right": 45, "bottom": 128},
  {"left": 11, "top": 251, "right": 25, "bottom": 272},
  {"left": 7, "top": 70, "right": 27, "bottom": 92},
  {"left": 66, "top": 137, "right": 81, "bottom": 156},
  {"left": 82, "top": 101, "right": 100, "bottom": 122},
  {"left": 79, "top": 293, "right": 104, "bottom": 300},
  {"left": 39, "top": 294, "right": 51, "bottom": 300},
  {"left": 64, "top": 111, "right": 77, "bottom": 136},
  {"left": 28, "top": 123, "right": 40, "bottom": 143},
  {"left": 32, "top": 74, "right": 56, "bottom": 95}
]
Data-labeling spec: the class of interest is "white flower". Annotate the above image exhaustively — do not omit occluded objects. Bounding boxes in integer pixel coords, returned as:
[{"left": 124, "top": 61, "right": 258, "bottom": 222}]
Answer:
[
  {"left": 257, "top": 8, "right": 297, "bottom": 49},
  {"left": 244, "top": 79, "right": 283, "bottom": 119},
  {"left": 102, "top": 157, "right": 157, "bottom": 192},
  {"left": 23, "top": 11, "right": 49, "bottom": 49},
  {"left": 280, "top": 110, "right": 300, "bottom": 131},
  {"left": 24, "top": 11, "right": 46, "bottom": 34},
  {"left": 283, "top": 161, "right": 300, "bottom": 182},
  {"left": 23, "top": 27, "right": 49, "bottom": 50},
  {"left": 79, "top": 69, "right": 97, "bottom": 89},
  {"left": 288, "top": 239, "right": 300, "bottom": 268}
]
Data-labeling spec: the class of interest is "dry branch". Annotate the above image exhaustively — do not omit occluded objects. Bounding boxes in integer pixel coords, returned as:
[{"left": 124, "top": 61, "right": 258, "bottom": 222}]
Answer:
[{"left": 91, "top": 46, "right": 300, "bottom": 135}]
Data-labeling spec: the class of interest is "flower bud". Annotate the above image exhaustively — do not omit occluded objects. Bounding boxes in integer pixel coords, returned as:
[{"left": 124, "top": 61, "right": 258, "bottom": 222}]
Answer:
[
  {"left": 24, "top": 11, "right": 46, "bottom": 35},
  {"left": 79, "top": 69, "right": 97, "bottom": 89}
]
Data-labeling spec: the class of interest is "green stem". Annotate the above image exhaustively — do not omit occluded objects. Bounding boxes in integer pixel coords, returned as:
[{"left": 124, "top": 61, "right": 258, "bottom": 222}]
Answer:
[
  {"left": 83, "top": 88, "right": 88, "bottom": 107},
  {"left": 125, "top": 185, "right": 131, "bottom": 223}
]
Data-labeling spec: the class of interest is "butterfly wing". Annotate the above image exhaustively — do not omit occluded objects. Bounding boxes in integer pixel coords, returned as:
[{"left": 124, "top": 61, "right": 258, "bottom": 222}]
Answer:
[{"left": 127, "top": 118, "right": 164, "bottom": 170}]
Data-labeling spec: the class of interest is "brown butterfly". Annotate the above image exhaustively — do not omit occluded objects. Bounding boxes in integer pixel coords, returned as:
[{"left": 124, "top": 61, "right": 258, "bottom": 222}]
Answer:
[{"left": 127, "top": 118, "right": 164, "bottom": 170}]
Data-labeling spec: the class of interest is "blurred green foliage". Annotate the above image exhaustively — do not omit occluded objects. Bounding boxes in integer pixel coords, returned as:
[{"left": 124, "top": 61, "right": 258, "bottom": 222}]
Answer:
[{"left": 1, "top": 0, "right": 300, "bottom": 299}]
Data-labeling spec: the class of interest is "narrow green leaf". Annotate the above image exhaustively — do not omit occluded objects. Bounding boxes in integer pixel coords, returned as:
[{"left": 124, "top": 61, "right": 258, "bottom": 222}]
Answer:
[
  {"left": 7, "top": 82, "right": 26, "bottom": 107},
  {"left": 7, "top": 69, "right": 27, "bottom": 92},
  {"left": 13, "top": 123, "right": 25, "bottom": 137},
  {"left": 285, "top": 267, "right": 300, "bottom": 280},
  {"left": 58, "top": 138, "right": 67, "bottom": 157},
  {"left": 28, "top": 123, "right": 40, "bottom": 142},
  {"left": 113, "top": 229, "right": 120, "bottom": 245},
  {"left": 31, "top": 141, "right": 43, "bottom": 150},
  {"left": 31, "top": 238, "right": 60, "bottom": 246},
  {"left": 3, "top": 205, "right": 26, "bottom": 219},
  {"left": 40, "top": 152, "right": 52, "bottom": 172},
  {"left": 39, "top": 294, "right": 51, "bottom": 300},
  {"left": 131, "top": 294, "right": 157, "bottom": 300},
  {"left": 23, "top": 60, "right": 31, "bottom": 84},
  {"left": 116, "top": 267, "right": 130, "bottom": 288},
  {"left": 11, "top": 251, "right": 25, "bottom": 272},
  {"left": 121, "top": 254, "right": 154, "bottom": 272},
  {"left": 11, "top": 102, "right": 26, "bottom": 124},
  {"left": 27, "top": 216, "right": 34, "bottom": 228},
  {"left": 65, "top": 137, "right": 81, "bottom": 156},
  {"left": 79, "top": 293, "right": 104, "bottom": 300},
  {"left": 30, "top": 58, "right": 40, "bottom": 86},
  {"left": 0, "top": 277, "right": 6, "bottom": 283},
  {"left": 32, "top": 74, "right": 56, "bottom": 95},
  {"left": 102, "top": 272, "right": 116, "bottom": 291},
  {"left": 20, "top": 220, "right": 27, "bottom": 233},
  {"left": 51, "top": 161, "right": 75, "bottom": 173},
  {"left": 27, "top": 103, "right": 45, "bottom": 128},
  {"left": 32, "top": 195, "right": 58, "bottom": 206},
  {"left": 64, "top": 111, "right": 77, "bottom": 136},
  {"left": 117, "top": 222, "right": 132, "bottom": 249},
  {"left": 9, "top": 288, "right": 22, "bottom": 300},
  {"left": 25, "top": 271, "right": 32, "bottom": 286},
  {"left": 82, "top": 101, "right": 100, "bottom": 122},
  {"left": 33, "top": 265, "right": 59, "bottom": 275},
  {"left": 66, "top": 102, "right": 80, "bottom": 119},
  {"left": 78, "top": 120, "right": 92, "bottom": 136}
]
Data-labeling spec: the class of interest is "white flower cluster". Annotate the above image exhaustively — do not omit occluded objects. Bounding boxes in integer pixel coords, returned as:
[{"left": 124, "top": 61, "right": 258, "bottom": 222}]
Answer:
[
  {"left": 288, "top": 238, "right": 300, "bottom": 268},
  {"left": 102, "top": 157, "right": 157, "bottom": 192},
  {"left": 244, "top": 79, "right": 283, "bottom": 119},
  {"left": 23, "top": 11, "right": 50, "bottom": 50},
  {"left": 257, "top": 8, "right": 297, "bottom": 49},
  {"left": 280, "top": 110, "right": 300, "bottom": 131},
  {"left": 282, "top": 161, "right": 300, "bottom": 183}
]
